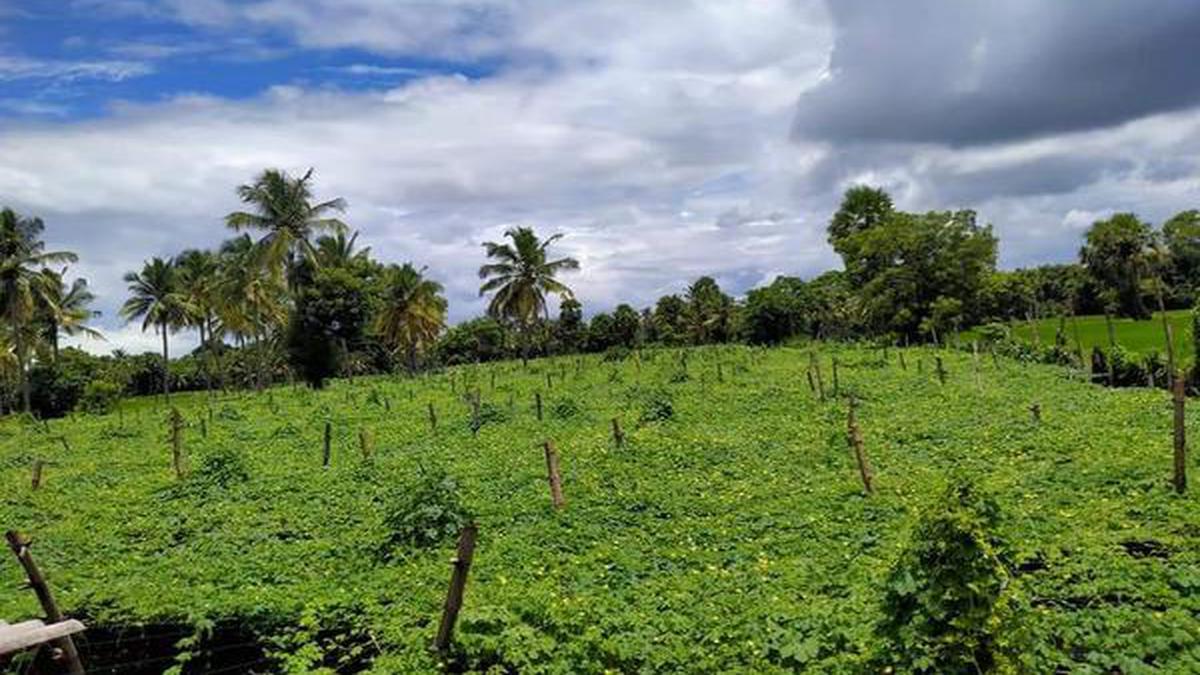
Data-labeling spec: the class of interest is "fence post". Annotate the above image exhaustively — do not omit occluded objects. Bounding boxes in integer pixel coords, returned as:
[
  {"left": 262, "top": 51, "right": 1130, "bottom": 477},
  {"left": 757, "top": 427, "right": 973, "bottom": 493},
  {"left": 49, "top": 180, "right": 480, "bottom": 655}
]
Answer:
[
  {"left": 428, "top": 403, "right": 438, "bottom": 431},
  {"left": 611, "top": 418, "right": 625, "bottom": 448},
  {"left": 846, "top": 399, "right": 874, "bottom": 496},
  {"left": 809, "top": 352, "right": 825, "bottom": 402},
  {"left": 323, "top": 421, "right": 332, "bottom": 467},
  {"left": 831, "top": 357, "right": 840, "bottom": 398},
  {"left": 31, "top": 459, "right": 44, "bottom": 490},
  {"left": 935, "top": 356, "right": 947, "bottom": 385},
  {"left": 898, "top": 350, "right": 907, "bottom": 371},
  {"left": 169, "top": 407, "right": 185, "bottom": 480},
  {"left": 1174, "top": 374, "right": 1187, "bottom": 494},
  {"left": 535, "top": 392, "right": 543, "bottom": 422},
  {"left": 1030, "top": 403, "right": 1042, "bottom": 425},
  {"left": 433, "top": 523, "right": 478, "bottom": 654},
  {"left": 5, "top": 531, "right": 85, "bottom": 675},
  {"left": 543, "top": 441, "right": 565, "bottom": 508}
]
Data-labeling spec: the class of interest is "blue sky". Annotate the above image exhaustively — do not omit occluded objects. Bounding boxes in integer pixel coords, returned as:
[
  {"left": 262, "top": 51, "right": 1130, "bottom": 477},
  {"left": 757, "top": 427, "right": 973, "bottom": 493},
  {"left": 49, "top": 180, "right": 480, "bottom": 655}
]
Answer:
[{"left": 1, "top": 1, "right": 1198, "bottom": 354}]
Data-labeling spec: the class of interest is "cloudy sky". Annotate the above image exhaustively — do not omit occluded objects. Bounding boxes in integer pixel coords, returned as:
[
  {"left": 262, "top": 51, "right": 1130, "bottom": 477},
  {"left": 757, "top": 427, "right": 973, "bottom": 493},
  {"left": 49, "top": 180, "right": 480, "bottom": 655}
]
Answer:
[{"left": 1, "top": 1, "right": 1199, "bottom": 354}]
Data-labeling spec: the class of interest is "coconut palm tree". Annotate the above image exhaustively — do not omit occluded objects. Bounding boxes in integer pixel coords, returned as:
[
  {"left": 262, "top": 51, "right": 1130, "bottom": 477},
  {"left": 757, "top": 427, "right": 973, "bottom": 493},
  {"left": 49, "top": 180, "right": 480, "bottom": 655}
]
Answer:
[
  {"left": 315, "top": 230, "right": 371, "bottom": 268},
  {"left": 120, "top": 257, "right": 193, "bottom": 401},
  {"left": 39, "top": 270, "right": 102, "bottom": 362},
  {"left": 376, "top": 263, "right": 447, "bottom": 373},
  {"left": 225, "top": 168, "right": 347, "bottom": 281},
  {"left": 478, "top": 226, "right": 579, "bottom": 361},
  {"left": 176, "top": 248, "right": 222, "bottom": 391},
  {"left": 0, "top": 208, "right": 78, "bottom": 412},
  {"left": 215, "top": 236, "right": 287, "bottom": 389}
]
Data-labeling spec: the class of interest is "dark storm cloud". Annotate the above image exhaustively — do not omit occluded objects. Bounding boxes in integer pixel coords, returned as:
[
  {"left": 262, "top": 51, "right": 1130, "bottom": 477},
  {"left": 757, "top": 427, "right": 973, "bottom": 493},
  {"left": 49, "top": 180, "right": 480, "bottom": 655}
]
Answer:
[
  {"left": 923, "top": 156, "right": 1136, "bottom": 206},
  {"left": 793, "top": 0, "right": 1200, "bottom": 146}
]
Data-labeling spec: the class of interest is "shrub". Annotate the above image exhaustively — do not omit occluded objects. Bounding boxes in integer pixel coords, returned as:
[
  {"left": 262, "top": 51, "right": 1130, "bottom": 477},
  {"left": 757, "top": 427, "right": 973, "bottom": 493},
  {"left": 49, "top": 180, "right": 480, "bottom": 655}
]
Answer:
[
  {"left": 873, "top": 479, "right": 1024, "bottom": 674},
  {"left": 79, "top": 379, "right": 123, "bottom": 415},
  {"left": 637, "top": 387, "right": 674, "bottom": 423},
  {"left": 468, "top": 402, "right": 509, "bottom": 433},
  {"left": 194, "top": 445, "right": 251, "bottom": 489},
  {"left": 380, "top": 469, "right": 472, "bottom": 555}
]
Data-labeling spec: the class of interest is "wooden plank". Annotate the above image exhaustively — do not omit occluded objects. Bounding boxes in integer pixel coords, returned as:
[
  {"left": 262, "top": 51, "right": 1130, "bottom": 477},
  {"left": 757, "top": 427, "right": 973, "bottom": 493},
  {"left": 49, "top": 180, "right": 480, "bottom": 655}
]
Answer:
[{"left": 0, "top": 619, "right": 84, "bottom": 656}]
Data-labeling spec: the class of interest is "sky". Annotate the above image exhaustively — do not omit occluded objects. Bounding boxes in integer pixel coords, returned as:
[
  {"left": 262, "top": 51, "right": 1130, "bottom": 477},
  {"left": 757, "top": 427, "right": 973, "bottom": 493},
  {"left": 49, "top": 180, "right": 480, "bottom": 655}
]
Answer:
[{"left": 1, "top": 1, "right": 1199, "bottom": 355}]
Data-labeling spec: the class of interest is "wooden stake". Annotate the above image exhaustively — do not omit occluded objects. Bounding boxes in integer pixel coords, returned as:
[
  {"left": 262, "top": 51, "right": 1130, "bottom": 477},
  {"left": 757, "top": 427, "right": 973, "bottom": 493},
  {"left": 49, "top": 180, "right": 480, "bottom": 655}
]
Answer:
[
  {"left": 433, "top": 523, "right": 478, "bottom": 653},
  {"left": 543, "top": 440, "right": 565, "bottom": 508},
  {"left": 846, "top": 399, "right": 874, "bottom": 496},
  {"left": 323, "top": 421, "right": 332, "bottom": 467},
  {"left": 1030, "top": 403, "right": 1041, "bottom": 424},
  {"left": 805, "top": 369, "right": 815, "bottom": 393},
  {"left": 31, "top": 459, "right": 44, "bottom": 490},
  {"left": 611, "top": 418, "right": 625, "bottom": 448},
  {"left": 935, "top": 356, "right": 947, "bottom": 385},
  {"left": 4, "top": 531, "right": 85, "bottom": 675},
  {"left": 898, "top": 350, "right": 907, "bottom": 371},
  {"left": 535, "top": 392, "right": 543, "bottom": 422},
  {"left": 428, "top": 402, "right": 438, "bottom": 431},
  {"left": 831, "top": 357, "right": 840, "bottom": 398},
  {"left": 1173, "top": 373, "right": 1187, "bottom": 494},
  {"left": 809, "top": 352, "right": 825, "bottom": 402},
  {"left": 169, "top": 407, "right": 185, "bottom": 480},
  {"left": 972, "top": 341, "right": 981, "bottom": 390}
]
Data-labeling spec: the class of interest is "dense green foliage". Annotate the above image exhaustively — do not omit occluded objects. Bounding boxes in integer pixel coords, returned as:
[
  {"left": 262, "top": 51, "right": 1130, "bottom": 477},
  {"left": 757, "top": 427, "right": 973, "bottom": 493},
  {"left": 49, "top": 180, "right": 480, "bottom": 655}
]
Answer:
[{"left": 2, "top": 345, "right": 1197, "bottom": 672}]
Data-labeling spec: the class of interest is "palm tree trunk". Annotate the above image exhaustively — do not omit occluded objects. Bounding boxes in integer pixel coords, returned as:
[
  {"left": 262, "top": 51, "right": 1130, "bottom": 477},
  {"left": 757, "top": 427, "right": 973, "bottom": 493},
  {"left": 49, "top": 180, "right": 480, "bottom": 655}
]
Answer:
[
  {"left": 15, "top": 328, "right": 29, "bottom": 414},
  {"left": 161, "top": 322, "right": 171, "bottom": 402}
]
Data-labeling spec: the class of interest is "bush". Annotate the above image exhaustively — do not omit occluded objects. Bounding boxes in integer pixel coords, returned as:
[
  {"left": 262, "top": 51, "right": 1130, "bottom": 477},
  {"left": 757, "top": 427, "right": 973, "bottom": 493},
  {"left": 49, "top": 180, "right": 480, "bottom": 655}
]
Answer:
[
  {"left": 194, "top": 445, "right": 251, "bottom": 489},
  {"left": 873, "top": 479, "right": 1024, "bottom": 673},
  {"left": 637, "top": 387, "right": 674, "bottom": 423},
  {"left": 79, "top": 379, "right": 123, "bottom": 415},
  {"left": 380, "top": 469, "right": 472, "bottom": 555}
]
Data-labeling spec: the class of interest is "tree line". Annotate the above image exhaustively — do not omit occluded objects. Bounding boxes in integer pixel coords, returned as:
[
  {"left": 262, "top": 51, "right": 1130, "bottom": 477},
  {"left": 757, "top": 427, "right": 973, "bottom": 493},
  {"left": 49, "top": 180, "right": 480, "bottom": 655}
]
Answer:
[{"left": 1, "top": 173, "right": 1196, "bottom": 417}]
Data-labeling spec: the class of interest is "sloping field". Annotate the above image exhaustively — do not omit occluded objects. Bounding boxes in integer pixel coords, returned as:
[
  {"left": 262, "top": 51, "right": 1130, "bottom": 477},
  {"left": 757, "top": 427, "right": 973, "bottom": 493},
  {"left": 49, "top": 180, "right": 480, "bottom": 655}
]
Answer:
[{"left": 1, "top": 346, "right": 1198, "bottom": 673}]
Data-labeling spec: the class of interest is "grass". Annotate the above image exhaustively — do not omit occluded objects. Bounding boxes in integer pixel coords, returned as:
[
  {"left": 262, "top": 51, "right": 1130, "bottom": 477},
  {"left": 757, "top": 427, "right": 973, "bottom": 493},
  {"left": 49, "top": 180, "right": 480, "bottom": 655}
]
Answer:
[
  {"left": 975, "top": 309, "right": 1197, "bottom": 363},
  {"left": 1, "top": 346, "right": 1198, "bottom": 672}
]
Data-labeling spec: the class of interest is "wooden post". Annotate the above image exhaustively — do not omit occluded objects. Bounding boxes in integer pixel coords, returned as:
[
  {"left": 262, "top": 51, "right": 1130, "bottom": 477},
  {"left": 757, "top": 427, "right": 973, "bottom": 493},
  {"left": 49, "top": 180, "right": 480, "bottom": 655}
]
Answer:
[
  {"left": 359, "top": 428, "right": 372, "bottom": 460},
  {"left": 200, "top": 417, "right": 208, "bottom": 438},
  {"left": 611, "top": 418, "right": 625, "bottom": 448},
  {"left": 490, "top": 370, "right": 496, "bottom": 390},
  {"left": 169, "top": 407, "right": 185, "bottom": 480},
  {"left": 433, "top": 523, "right": 478, "bottom": 653},
  {"left": 898, "top": 350, "right": 907, "bottom": 371},
  {"left": 805, "top": 369, "right": 815, "bottom": 393},
  {"left": 471, "top": 392, "right": 481, "bottom": 436},
  {"left": 535, "top": 392, "right": 543, "bottom": 422},
  {"left": 428, "top": 402, "right": 438, "bottom": 431},
  {"left": 5, "top": 531, "right": 85, "bottom": 675},
  {"left": 323, "top": 421, "right": 332, "bottom": 467},
  {"left": 972, "top": 341, "right": 981, "bottom": 390},
  {"left": 846, "top": 399, "right": 874, "bottom": 496},
  {"left": 546, "top": 372, "right": 553, "bottom": 389},
  {"left": 1030, "top": 403, "right": 1041, "bottom": 424},
  {"left": 543, "top": 441, "right": 565, "bottom": 508},
  {"left": 1173, "top": 373, "right": 1187, "bottom": 494},
  {"left": 831, "top": 357, "right": 840, "bottom": 398},
  {"left": 717, "top": 362, "right": 724, "bottom": 383},
  {"left": 935, "top": 356, "right": 947, "bottom": 385},
  {"left": 809, "top": 353, "right": 826, "bottom": 402},
  {"left": 31, "top": 459, "right": 44, "bottom": 490}
]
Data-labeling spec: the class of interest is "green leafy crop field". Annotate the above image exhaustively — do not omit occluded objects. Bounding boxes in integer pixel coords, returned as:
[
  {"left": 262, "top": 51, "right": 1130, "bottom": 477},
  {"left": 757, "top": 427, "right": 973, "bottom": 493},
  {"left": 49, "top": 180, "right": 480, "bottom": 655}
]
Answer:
[
  {"left": 984, "top": 310, "right": 1195, "bottom": 363},
  {"left": 1, "top": 346, "right": 1198, "bottom": 673}
]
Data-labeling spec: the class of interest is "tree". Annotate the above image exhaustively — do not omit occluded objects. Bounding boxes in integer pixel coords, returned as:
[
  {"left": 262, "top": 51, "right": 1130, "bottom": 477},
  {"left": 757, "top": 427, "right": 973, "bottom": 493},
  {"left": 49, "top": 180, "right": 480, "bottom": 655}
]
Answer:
[
  {"left": 743, "top": 277, "right": 805, "bottom": 345},
  {"left": 0, "top": 208, "right": 78, "bottom": 412},
  {"left": 315, "top": 230, "right": 371, "bottom": 269},
  {"left": 286, "top": 266, "right": 368, "bottom": 388},
  {"left": 651, "top": 294, "right": 688, "bottom": 346},
  {"left": 832, "top": 203, "right": 997, "bottom": 339},
  {"left": 1080, "top": 213, "right": 1154, "bottom": 319},
  {"left": 225, "top": 168, "right": 347, "bottom": 281},
  {"left": 216, "top": 235, "right": 288, "bottom": 389},
  {"left": 1162, "top": 210, "right": 1200, "bottom": 305},
  {"left": 436, "top": 317, "right": 510, "bottom": 365},
  {"left": 120, "top": 257, "right": 192, "bottom": 400},
  {"left": 828, "top": 185, "right": 894, "bottom": 284},
  {"left": 375, "top": 263, "right": 447, "bottom": 373},
  {"left": 39, "top": 271, "right": 101, "bottom": 362},
  {"left": 553, "top": 297, "right": 586, "bottom": 354},
  {"left": 611, "top": 304, "right": 641, "bottom": 348},
  {"left": 176, "top": 248, "right": 221, "bottom": 389},
  {"left": 683, "top": 276, "right": 734, "bottom": 344},
  {"left": 478, "top": 226, "right": 579, "bottom": 361}
]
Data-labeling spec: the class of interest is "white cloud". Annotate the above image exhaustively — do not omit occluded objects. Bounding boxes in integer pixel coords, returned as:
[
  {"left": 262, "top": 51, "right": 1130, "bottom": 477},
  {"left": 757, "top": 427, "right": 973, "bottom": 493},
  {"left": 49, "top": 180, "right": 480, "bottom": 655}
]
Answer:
[{"left": 0, "top": 55, "right": 152, "bottom": 82}]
